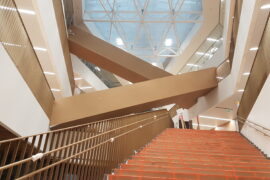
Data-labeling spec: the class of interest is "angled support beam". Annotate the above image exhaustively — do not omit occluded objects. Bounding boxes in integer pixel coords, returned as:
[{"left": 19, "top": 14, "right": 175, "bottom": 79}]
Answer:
[
  {"left": 51, "top": 68, "right": 217, "bottom": 129},
  {"left": 68, "top": 26, "right": 172, "bottom": 83}
]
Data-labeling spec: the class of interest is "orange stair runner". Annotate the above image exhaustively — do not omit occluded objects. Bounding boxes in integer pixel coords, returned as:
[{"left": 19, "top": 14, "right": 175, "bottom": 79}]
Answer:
[{"left": 107, "top": 129, "right": 269, "bottom": 180}]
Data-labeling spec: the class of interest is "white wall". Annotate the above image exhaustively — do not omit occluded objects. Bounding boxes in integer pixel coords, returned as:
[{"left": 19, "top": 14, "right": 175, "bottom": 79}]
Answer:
[
  {"left": 188, "top": 0, "right": 268, "bottom": 119},
  {"left": 0, "top": 44, "right": 50, "bottom": 137},
  {"left": 241, "top": 75, "right": 270, "bottom": 157},
  {"left": 32, "top": 0, "right": 73, "bottom": 97}
]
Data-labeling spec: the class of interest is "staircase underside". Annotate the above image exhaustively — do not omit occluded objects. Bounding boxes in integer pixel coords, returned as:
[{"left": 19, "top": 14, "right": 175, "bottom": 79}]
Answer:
[
  {"left": 68, "top": 26, "right": 172, "bottom": 83},
  {"left": 109, "top": 129, "right": 269, "bottom": 180},
  {"left": 51, "top": 68, "right": 217, "bottom": 129}
]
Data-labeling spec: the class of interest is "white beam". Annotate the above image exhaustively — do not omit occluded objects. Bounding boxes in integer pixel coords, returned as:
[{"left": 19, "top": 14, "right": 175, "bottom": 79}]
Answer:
[{"left": 71, "top": 54, "right": 108, "bottom": 91}]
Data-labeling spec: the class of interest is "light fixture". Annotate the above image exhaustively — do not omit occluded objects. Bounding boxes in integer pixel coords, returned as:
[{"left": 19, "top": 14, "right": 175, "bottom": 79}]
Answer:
[
  {"left": 237, "top": 89, "right": 244, "bottom": 92},
  {"left": 51, "top": 88, "right": 61, "bottom": 92},
  {"left": 216, "top": 76, "right": 224, "bottom": 80},
  {"left": 226, "top": 60, "right": 230, "bottom": 63},
  {"left": 210, "top": 47, "right": 218, "bottom": 53},
  {"left": 44, "top": 71, "right": 55, "bottom": 75},
  {"left": 187, "top": 63, "right": 200, "bottom": 67},
  {"left": 249, "top": 47, "right": 259, "bottom": 51},
  {"left": 128, "top": 82, "right": 132, "bottom": 84},
  {"left": 243, "top": 72, "right": 250, "bottom": 76},
  {"left": 199, "top": 115, "right": 233, "bottom": 121},
  {"left": 192, "top": 123, "right": 217, "bottom": 128},
  {"left": 152, "top": 62, "right": 158, "bottom": 67},
  {"left": 0, "top": 6, "right": 35, "bottom": 15},
  {"left": 207, "top": 38, "right": 219, "bottom": 42},
  {"left": 116, "top": 38, "right": 124, "bottom": 46},
  {"left": 1, "top": 41, "right": 21, "bottom": 47},
  {"left": 196, "top": 52, "right": 212, "bottom": 57},
  {"left": 34, "top": 47, "right": 47, "bottom": 52},
  {"left": 79, "top": 86, "right": 93, "bottom": 90},
  {"left": 95, "top": 67, "right": 101, "bottom": 71},
  {"left": 74, "top": 77, "right": 83, "bottom": 80},
  {"left": 164, "top": 38, "right": 172, "bottom": 46},
  {"left": 196, "top": 52, "right": 204, "bottom": 55},
  {"left": 18, "top": 9, "right": 35, "bottom": 15},
  {"left": 261, "top": 4, "right": 270, "bottom": 9}
]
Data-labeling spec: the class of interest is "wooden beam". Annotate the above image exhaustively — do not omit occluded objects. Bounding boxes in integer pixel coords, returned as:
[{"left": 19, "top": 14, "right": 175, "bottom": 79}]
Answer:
[
  {"left": 68, "top": 26, "right": 172, "bottom": 83},
  {"left": 51, "top": 68, "right": 217, "bottom": 129}
]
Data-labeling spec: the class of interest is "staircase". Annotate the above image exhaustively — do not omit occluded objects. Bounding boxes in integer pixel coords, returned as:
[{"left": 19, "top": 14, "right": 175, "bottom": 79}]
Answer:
[{"left": 108, "top": 129, "right": 270, "bottom": 180}]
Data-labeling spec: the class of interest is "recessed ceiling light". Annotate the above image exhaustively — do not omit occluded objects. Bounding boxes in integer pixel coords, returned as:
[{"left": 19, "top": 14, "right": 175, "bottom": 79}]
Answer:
[
  {"left": 116, "top": 38, "right": 124, "bottom": 45},
  {"left": 261, "top": 4, "right": 270, "bottom": 9},
  {"left": 44, "top": 72, "right": 55, "bottom": 75},
  {"left": 207, "top": 38, "right": 219, "bottom": 42},
  {"left": 79, "top": 86, "right": 93, "bottom": 90},
  {"left": 51, "top": 88, "right": 61, "bottom": 92},
  {"left": 237, "top": 89, "right": 244, "bottom": 92},
  {"left": 164, "top": 38, "right": 172, "bottom": 46},
  {"left": 74, "top": 77, "right": 83, "bottom": 80},
  {"left": 249, "top": 47, "right": 259, "bottom": 51},
  {"left": 34, "top": 47, "right": 47, "bottom": 52},
  {"left": 216, "top": 76, "right": 224, "bottom": 80},
  {"left": 192, "top": 123, "right": 217, "bottom": 128},
  {"left": 196, "top": 52, "right": 212, "bottom": 57},
  {"left": 243, "top": 72, "right": 250, "bottom": 76},
  {"left": 199, "top": 115, "right": 233, "bottom": 121},
  {"left": 187, "top": 63, "right": 200, "bottom": 67},
  {"left": 152, "top": 62, "right": 158, "bottom": 66},
  {"left": 196, "top": 52, "right": 204, "bottom": 55},
  {"left": 95, "top": 67, "right": 101, "bottom": 71},
  {"left": 210, "top": 47, "right": 218, "bottom": 53},
  {"left": 0, "top": 6, "right": 35, "bottom": 15},
  {"left": 18, "top": 9, "right": 35, "bottom": 15},
  {"left": 1, "top": 41, "right": 21, "bottom": 47}
]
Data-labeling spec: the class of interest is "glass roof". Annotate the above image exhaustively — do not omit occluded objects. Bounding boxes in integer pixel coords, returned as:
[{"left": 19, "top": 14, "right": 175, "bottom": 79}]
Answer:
[{"left": 83, "top": 0, "right": 203, "bottom": 69}]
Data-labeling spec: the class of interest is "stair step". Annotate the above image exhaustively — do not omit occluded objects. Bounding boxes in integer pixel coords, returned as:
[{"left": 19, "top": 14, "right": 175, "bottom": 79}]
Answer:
[
  {"left": 108, "top": 174, "right": 264, "bottom": 180},
  {"left": 119, "top": 164, "right": 270, "bottom": 177},
  {"left": 140, "top": 149, "right": 263, "bottom": 157},
  {"left": 134, "top": 154, "right": 268, "bottom": 163},
  {"left": 108, "top": 175, "right": 175, "bottom": 180},
  {"left": 126, "top": 159, "right": 270, "bottom": 171},
  {"left": 132, "top": 155, "right": 270, "bottom": 165},
  {"left": 113, "top": 169, "right": 266, "bottom": 179},
  {"left": 111, "top": 129, "right": 269, "bottom": 179},
  {"left": 140, "top": 148, "right": 262, "bottom": 156}
]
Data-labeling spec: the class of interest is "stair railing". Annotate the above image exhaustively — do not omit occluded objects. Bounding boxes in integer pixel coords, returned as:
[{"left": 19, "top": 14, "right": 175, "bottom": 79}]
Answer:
[
  {"left": 0, "top": 110, "right": 172, "bottom": 180},
  {"left": 237, "top": 116, "right": 270, "bottom": 137}
]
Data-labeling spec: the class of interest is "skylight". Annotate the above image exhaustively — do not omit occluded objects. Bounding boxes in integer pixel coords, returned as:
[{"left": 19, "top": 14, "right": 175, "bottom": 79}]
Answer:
[{"left": 83, "top": 0, "right": 203, "bottom": 68}]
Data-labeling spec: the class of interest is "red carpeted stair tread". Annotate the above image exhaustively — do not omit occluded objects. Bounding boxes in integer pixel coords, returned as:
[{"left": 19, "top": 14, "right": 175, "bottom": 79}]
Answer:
[
  {"left": 107, "top": 129, "right": 269, "bottom": 180},
  {"left": 112, "top": 169, "right": 267, "bottom": 179},
  {"left": 108, "top": 174, "right": 265, "bottom": 180},
  {"left": 126, "top": 159, "right": 270, "bottom": 171}
]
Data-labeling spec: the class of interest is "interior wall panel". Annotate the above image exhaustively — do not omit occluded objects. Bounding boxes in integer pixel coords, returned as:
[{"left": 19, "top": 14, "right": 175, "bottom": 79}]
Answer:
[{"left": 0, "top": 0, "right": 54, "bottom": 117}]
